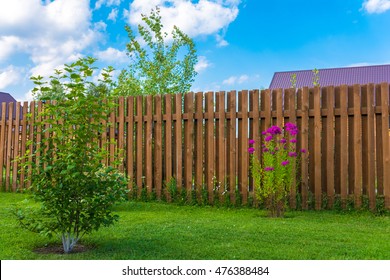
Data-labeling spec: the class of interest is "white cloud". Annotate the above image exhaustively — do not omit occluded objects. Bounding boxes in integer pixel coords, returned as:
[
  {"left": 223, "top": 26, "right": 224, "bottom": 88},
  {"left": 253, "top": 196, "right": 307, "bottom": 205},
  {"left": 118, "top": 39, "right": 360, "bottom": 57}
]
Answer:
[
  {"left": 362, "top": 0, "right": 390, "bottom": 13},
  {"left": 0, "top": 36, "right": 23, "bottom": 61},
  {"left": 0, "top": 0, "right": 102, "bottom": 77},
  {"left": 194, "top": 56, "right": 211, "bottom": 73},
  {"left": 127, "top": 0, "right": 240, "bottom": 45},
  {"left": 223, "top": 74, "right": 249, "bottom": 85},
  {"left": 0, "top": 66, "right": 22, "bottom": 90},
  {"left": 108, "top": 8, "right": 119, "bottom": 22},
  {"left": 95, "top": 0, "right": 122, "bottom": 10},
  {"left": 95, "top": 47, "right": 128, "bottom": 64}
]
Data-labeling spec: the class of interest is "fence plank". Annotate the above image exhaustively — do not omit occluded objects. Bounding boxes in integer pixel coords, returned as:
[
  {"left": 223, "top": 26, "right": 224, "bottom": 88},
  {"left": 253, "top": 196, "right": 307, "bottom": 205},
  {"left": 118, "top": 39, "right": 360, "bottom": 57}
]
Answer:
[
  {"left": 205, "top": 91, "right": 215, "bottom": 204},
  {"left": 375, "top": 84, "right": 383, "bottom": 195},
  {"left": 313, "top": 87, "right": 322, "bottom": 209},
  {"left": 227, "top": 91, "right": 236, "bottom": 204},
  {"left": 174, "top": 94, "right": 183, "bottom": 193},
  {"left": 249, "top": 90, "right": 260, "bottom": 205},
  {"left": 348, "top": 86, "right": 355, "bottom": 196},
  {"left": 184, "top": 92, "right": 194, "bottom": 201},
  {"left": 154, "top": 95, "right": 163, "bottom": 200},
  {"left": 118, "top": 97, "right": 125, "bottom": 172},
  {"left": 353, "top": 84, "right": 363, "bottom": 208},
  {"left": 325, "top": 86, "right": 335, "bottom": 208},
  {"left": 12, "top": 102, "right": 21, "bottom": 191},
  {"left": 380, "top": 83, "right": 390, "bottom": 208},
  {"left": 194, "top": 92, "right": 203, "bottom": 202},
  {"left": 126, "top": 97, "right": 134, "bottom": 192},
  {"left": 0, "top": 103, "right": 6, "bottom": 188},
  {"left": 145, "top": 95, "right": 153, "bottom": 195},
  {"left": 238, "top": 90, "right": 249, "bottom": 205},
  {"left": 19, "top": 102, "right": 28, "bottom": 190},
  {"left": 135, "top": 96, "right": 143, "bottom": 195},
  {"left": 286, "top": 88, "right": 297, "bottom": 209},
  {"left": 300, "top": 88, "right": 309, "bottom": 209},
  {"left": 365, "top": 84, "right": 376, "bottom": 210},
  {"left": 5, "top": 103, "right": 14, "bottom": 190},
  {"left": 340, "top": 85, "right": 349, "bottom": 207},
  {"left": 216, "top": 91, "right": 226, "bottom": 203}
]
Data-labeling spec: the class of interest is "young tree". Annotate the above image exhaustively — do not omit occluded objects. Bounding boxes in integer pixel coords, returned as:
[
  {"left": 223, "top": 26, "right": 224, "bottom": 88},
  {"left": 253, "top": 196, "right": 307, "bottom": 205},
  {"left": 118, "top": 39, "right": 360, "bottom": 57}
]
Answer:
[
  {"left": 116, "top": 7, "right": 198, "bottom": 96},
  {"left": 15, "top": 57, "right": 128, "bottom": 253}
]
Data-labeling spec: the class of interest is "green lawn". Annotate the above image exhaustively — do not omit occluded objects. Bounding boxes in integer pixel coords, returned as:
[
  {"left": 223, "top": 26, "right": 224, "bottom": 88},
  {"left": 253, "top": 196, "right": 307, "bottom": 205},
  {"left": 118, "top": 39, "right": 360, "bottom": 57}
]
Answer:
[{"left": 0, "top": 192, "right": 389, "bottom": 260}]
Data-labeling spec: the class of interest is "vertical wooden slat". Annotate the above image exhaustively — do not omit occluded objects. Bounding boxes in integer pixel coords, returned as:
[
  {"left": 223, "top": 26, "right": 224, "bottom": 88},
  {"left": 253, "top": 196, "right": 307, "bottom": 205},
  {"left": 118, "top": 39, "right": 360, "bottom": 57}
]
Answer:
[
  {"left": 366, "top": 84, "right": 376, "bottom": 210},
  {"left": 227, "top": 91, "right": 236, "bottom": 204},
  {"left": 375, "top": 84, "right": 383, "bottom": 195},
  {"left": 126, "top": 97, "right": 134, "bottom": 192},
  {"left": 238, "top": 90, "right": 249, "bottom": 205},
  {"left": 249, "top": 90, "right": 260, "bottom": 205},
  {"left": 194, "top": 92, "right": 203, "bottom": 201},
  {"left": 340, "top": 85, "right": 349, "bottom": 206},
  {"left": 145, "top": 95, "right": 153, "bottom": 195},
  {"left": 300, "top": 87, "right": 309, "bottom": 209},
  {"left": 27, "top": 101, "right": 35, "bottom": 189},
  {"left": 164, "top": 94, "right": 173, "bottom": 200},
  {"left": 334, "top": 87, "right": 341, "bottom": 196},
  {"left": 321, "top": 88, "right": 328, "bottom": 195},
  {"left": 101, "top": 100, "right": 108, "bottom": 166},
  {"left": 308, "top": 88, "right": 315, "bottom": 195},
  {"left": 0, "top": 103, "right": 6, "bottom": 188},
  {"left": 136, "top": 96, "right": 143, "bottom": 195},
  {"left": 348, "top": 86, "right": 355, "bottom": 196},
  {"left": 109, "top": 104, "right": 116, "bottom": 166},
  {"left": 205, "top": 91, "right": 214, "bottom": 204},
  {"left": 154, "top": 95, "right": 163, "bottom": 200},
  {"left": 118, "top": 97, "right": 125, "bottom": 172},
  {"left": 5, "top": 103, "right": 14, "bottom": 190},
  {"left": 380, "top": 83, "right": 390, "bottom": 208},
  {"left": 326, "top": 86, "right": 335, "bottom": 208},
  {"left": 12, "top": 102, "right": 21, "bottom": 191},
  {"left": 313, "top": 86, "right": 322, "bottom": 210},
  {"left": 353, "top": 84, "right": 363, "bottom": 208},
  {"left": 287, "top": 88, "right": 297, "bottom": 209},
  {"left": 216, "top": 91, "right": 226, "bottom": 202},
  {"left": 276, "top": 89, "right": 283, "bottom": 128},
  {"left": 19, "top": 102, "right": 28, "bottom": 189},
  {"left": 184, "top": 92, "right": 194, "bottom": 200},
  {"left": 174, "top": 94, "right": 183, "bottom": 193}
]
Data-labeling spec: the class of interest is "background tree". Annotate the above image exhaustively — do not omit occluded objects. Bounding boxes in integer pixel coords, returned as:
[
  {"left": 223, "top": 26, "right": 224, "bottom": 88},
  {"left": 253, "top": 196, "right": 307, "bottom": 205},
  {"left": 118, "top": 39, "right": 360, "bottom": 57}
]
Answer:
[
  {"left": 15, "top": 57, "right": 128, "bottom": 253},
  {"left": 116, "top": 7, "right": 198, "bottom": 96}
]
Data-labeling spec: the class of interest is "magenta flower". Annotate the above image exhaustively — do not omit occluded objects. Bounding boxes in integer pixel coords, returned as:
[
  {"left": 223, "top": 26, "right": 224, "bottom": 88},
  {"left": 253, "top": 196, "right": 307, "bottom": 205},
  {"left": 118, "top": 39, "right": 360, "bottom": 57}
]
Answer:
[
  {"left": 265, "top": 135, "right": 273, "bottom": 142},
  {"left": 249, "top": 139, "right": 255, "bottom": 145},
  {"left": 290, "top": 138, "right": 297, "bottom": 143},
  {"left": 248, "top": 147, "right": 255, "bottom": 154},
  {"left": 262, "top": 148, "right": 269, "bottom": 152},
  {"left": 264, "top": 167, "right": 274, "bottom": 171},
  {"left": 281, "top": 160, "right": 290, "bottom": 166},
  {"left": 280, "top": 138, "right": 287, "bottom": 144},
  {"left": 267, "top": 125, "right": 282, "bottom": 135},
  {"left": 301, "top": 149, "right": 306, "bottom": 153},
  {"left": 288, "top": 152, "right": 297, "bottom": 157},
  {"left": 285, "top": 122, "right": 298, "bottom": 136}
]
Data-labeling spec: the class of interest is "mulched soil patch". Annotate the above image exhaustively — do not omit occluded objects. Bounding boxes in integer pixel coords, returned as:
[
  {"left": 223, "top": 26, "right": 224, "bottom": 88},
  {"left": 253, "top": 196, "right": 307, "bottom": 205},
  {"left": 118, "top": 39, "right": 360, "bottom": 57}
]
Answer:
[{"left": 33, "top": 243, "right": 95, "bottom": 254}]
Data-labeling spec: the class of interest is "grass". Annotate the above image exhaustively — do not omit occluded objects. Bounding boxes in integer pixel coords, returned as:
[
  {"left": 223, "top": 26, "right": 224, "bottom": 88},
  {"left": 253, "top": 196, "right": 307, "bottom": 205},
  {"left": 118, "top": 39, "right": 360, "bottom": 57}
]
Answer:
[{"left": 0, "top": 192, "right": 390, "bottom": 260}]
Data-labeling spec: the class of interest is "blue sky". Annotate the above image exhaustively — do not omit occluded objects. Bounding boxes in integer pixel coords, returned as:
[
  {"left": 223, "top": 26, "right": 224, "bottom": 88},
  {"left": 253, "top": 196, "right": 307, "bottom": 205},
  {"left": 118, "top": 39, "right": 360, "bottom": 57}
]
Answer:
[{"left": 1, "top": 0, "right": 390, "bottom": 101}]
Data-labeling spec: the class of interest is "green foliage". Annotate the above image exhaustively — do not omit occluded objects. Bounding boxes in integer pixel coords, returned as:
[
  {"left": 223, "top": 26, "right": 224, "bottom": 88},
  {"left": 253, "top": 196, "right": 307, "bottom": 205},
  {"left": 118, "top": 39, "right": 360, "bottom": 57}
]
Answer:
[
  {"left": 312, "top": 68, "right": 320, "bottom": 86},
  {"left": 249, "top": 124, "right": 303, "bottom": 217},
  {"left": 16, "top": 57, "right": 128, "bottom": 253},
  {"left": 116, "top": 7, "right": 198, "bottom": 96}
]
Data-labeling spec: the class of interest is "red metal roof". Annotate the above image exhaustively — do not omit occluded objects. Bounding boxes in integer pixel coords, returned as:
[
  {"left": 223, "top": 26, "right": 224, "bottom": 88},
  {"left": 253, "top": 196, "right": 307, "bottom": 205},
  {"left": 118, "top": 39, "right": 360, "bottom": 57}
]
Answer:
[{"left": 269, "top": 64, "right": 390, "bottom": 89}]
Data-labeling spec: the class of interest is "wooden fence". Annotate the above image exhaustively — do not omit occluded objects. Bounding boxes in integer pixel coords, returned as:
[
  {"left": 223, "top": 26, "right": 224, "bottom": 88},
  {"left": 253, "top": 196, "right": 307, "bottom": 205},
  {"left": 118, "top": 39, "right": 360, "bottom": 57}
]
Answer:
[{"left": 1, "top": 83, "right": 390, "bottom": 210}]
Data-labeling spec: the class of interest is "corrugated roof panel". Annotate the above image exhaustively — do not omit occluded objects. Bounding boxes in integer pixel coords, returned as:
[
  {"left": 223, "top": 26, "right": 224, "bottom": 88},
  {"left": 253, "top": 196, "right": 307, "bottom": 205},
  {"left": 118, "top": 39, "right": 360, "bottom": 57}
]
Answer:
[{"left": 269, "top": 64, "right": 390, "bottom": 89}]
